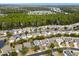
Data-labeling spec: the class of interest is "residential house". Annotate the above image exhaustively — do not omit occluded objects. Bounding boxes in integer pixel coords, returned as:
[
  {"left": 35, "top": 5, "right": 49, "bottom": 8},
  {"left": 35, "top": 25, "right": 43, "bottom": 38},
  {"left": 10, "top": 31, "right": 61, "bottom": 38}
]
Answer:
[{"left": 23, "top": 42, "right": 32, "bottom": 48}]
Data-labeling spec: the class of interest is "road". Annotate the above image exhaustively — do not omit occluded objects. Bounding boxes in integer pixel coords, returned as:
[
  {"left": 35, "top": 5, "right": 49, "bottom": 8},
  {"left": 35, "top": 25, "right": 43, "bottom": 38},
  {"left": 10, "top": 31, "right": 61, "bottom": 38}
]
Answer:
[
  {"left": 27, "top": 51, "right": 47, "bottom": 56},
  {"left": 52, "top": 47, "right": 79, "bottom": 51},
  {"left": 28, "top": 47, "right": 79, "bottom": 56}
]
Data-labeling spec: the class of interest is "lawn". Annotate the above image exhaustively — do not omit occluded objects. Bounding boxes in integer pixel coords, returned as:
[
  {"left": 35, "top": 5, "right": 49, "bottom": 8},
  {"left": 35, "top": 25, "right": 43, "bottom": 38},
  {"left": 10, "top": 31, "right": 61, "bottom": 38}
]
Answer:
[
  {"left": 53, "top": 51, "right": 64, "bottom": 56},
  {"left": 69, "top": 42, "right": 74, "bottom": 48},
  {"left": 77, "top": 43, "right": 79, "bottom": 47},
  {"left": 54, "top": 42, "right": 59, "bottom": 47},
  {"left": 60, "top": 42, "right": 66, "bottom": 47}
]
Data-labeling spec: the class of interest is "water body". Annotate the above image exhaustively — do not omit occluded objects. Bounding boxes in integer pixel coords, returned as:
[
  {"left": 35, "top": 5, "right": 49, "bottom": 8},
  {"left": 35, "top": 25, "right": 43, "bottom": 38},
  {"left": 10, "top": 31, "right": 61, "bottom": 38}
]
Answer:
[{"left": 0, "top": 40, "right": 4, "bottom": 48}]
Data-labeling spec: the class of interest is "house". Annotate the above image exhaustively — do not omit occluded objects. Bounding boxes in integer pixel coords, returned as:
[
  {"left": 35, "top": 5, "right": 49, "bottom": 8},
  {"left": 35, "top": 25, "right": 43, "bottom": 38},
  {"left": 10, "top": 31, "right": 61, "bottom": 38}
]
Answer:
[
  {"left": 17, "top": 29, "right": 23, "bottom": 34},
  {"left": 1, "top": 45, "right": 12, "bottom": 54},
  {"left": 13, "top": 34, "right": 21, "bottom": 39},
  {"left": 27, "top": 34, "right": 32, "bottom": 38},
  {"left": 40, "top": 40, "right": 46, "bottom": 46},
  {"left": 23, "top": 42, "right": 32, "bottom": 48},
  {"left": 28, "top": 11, "right": 52, "bottom": 15},
  {"left": 52, "top": 7, "right": 62, "bottom": 12},
  {"left": 40, "top": 39, "right": 49, "bottom": 47},
  {"left": 11, "top": 30, "right": 17, "bottom": 35},
  {"left": 56, "top": 38, "right": 63, "bottom": 43},
  {"left": 0, "top": 31, "right": 7, "bottom": 36},
  {"left": 21, "top": 34, "right": 27, "bottom": 39},
  {"left": 33, "top": 40, "right": 40, "bottom": 46},
  {"left": 15, "top": 44, "right": 22, "bottom": 53},
  {"left": 48, "top": 38, "right": 55, "bottom": 43},
  {"left": 9, "top": 40, "right": 14, "bottom": 43},
  {"left": 9, "top": 34, "right": 21, "bottom": 42}
]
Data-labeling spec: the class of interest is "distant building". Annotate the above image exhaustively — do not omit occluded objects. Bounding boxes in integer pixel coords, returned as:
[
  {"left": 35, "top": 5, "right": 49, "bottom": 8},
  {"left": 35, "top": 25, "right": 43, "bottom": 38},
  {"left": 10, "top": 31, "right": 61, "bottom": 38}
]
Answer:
[
  {"left": 0, "top": 14, "right": 7, "bottom": 16},
  {"left": 28, "top": 11, "right": 52, "bottom": 15},
  {"left": 52, "top": 7, "right": 62, "bottom": 12}
]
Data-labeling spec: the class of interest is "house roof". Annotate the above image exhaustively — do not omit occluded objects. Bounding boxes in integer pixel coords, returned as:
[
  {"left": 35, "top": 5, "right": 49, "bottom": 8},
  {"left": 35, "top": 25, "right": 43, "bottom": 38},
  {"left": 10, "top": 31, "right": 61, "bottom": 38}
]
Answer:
[
  {"left": 23, "top": 42, "right": 32, "bottom": 48},
  {"left": 13, "top": 34, "right": 20, "bottom": 39},
  {"left": 33, "top": 40, "right": 40, "bottom": 46},
  {"left": 15, "top": 44, "right": 22, "bottom": 50}
]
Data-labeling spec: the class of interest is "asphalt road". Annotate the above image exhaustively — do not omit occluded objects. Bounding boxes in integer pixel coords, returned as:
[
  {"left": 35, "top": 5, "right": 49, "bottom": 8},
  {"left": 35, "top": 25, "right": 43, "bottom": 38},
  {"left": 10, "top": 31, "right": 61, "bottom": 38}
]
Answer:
[
  {"left": 52, "top": 47, "right": 79, "bottom": 51},
  {"left": 27, "top": 51, "right": 47, "bottom": 56},
  {"left": 28, "top": 47, "right": 79, "bottom": 56}
]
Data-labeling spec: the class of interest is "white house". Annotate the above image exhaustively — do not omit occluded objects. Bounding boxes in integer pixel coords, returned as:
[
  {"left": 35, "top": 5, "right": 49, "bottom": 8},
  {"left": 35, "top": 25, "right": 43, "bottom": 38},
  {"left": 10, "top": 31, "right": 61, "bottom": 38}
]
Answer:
[
  {"left": 21, "top": 34, "right": 27, "bottom": 39},
  {"left": 28, "top": 11, "right": 52, "bottom": 15}
]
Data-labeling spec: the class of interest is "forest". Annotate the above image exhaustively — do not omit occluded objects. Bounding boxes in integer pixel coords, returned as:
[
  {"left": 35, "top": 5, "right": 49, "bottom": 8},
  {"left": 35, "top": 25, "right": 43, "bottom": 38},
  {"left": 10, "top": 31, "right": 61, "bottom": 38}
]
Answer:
[{"left": 0, "top": 13, "right": 79, "bottom": 30}]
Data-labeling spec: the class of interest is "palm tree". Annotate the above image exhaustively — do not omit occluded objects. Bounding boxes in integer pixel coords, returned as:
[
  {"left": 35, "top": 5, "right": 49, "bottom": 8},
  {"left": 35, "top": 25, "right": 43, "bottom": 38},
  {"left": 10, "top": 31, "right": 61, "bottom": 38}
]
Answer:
[
  {"left": 20, "top": 45, "right": 28, "bottom": 55},
  {"left": 50, "top": 43, "right": 55, "bottom": 48},
  {"left": 57, "top": 48, "right": 63, "bottom": 53}
]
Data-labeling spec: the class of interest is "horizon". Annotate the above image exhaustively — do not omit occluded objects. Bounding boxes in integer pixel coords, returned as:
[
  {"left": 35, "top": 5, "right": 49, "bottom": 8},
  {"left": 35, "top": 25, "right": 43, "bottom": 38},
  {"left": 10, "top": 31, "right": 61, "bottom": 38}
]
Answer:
[
  {"left": 0, "top": 3, "right": 79, "bottom": 5},
  {"left": 0, "top": 0, "right": 79, "bottom": 4}
]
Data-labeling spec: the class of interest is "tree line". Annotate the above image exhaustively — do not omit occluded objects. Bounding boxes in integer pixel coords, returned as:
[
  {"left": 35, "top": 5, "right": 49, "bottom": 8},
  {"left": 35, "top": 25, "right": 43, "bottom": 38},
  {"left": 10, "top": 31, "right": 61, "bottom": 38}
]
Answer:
[{"left": 0, "top": 13, "right": 79, "bottom": 30}]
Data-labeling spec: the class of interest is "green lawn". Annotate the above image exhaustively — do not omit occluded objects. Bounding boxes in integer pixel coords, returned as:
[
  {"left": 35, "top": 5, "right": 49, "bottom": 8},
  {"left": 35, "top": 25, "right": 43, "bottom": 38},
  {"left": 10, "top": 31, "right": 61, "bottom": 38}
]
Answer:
[
  {"left": 69, "top": 43, "right": 74, "bottom": 48},
  {"left": 77, "top": 43, "right": 79, "bottom": 47},
  {"left": 60, "top": 42, "right": 66, "bottom": 47},
  {"left": 54, "top": 42, "right": 59, "bottom": 47}
]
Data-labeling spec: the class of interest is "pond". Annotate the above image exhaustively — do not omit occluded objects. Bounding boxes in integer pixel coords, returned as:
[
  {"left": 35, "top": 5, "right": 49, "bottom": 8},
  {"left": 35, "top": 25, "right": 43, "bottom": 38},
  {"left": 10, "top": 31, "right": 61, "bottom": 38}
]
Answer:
[{"left": 0, "top": 40, "right": 5, "bottom": 48}]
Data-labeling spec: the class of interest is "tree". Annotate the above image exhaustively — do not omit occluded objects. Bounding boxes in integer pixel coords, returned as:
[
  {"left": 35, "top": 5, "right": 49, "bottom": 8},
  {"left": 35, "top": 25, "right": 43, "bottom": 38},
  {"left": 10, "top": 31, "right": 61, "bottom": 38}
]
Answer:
[
  {"left": 70, "top": 33, "right": 78, "bottom": 37},
  {"left": 57, "top": 48, "right": 63, "bottom": 53},
  {"left": 0, "top": 13, "right": 79, "bottom": 30},
  {"left": 16, "top": 39, "right": 27, "bottom": 44},
  {"left": 56, "top": 34, "right": 62, "bottom": 37},
  {"left": 28, "top": 37, "right": 34, "bottom": 43},
  {"left": 50, "top": 43, "right": 55, "bottom": 48},
  {"left": 34, "top": 35, "right": 45, "bottom": 40},
  {"left": 20, "top": 46, "right": 28, "bottom": 55},
  {"left": 25, "top": 31, "right": 28, "bottom": 35},
  {"left": 32, "top": 46, "right": 40, "bottom": 52},
  {"left": 10, "top": 43, "right": 15, "bottom": 48},
  {"left": 64, "top": 26, "right": 68, "bottom": 30},
  {"left": 49, "top": 34, "right": 55, "bottom": 38},
  {"left": 9, "top": 51, "right": 18, "bottom": 56},
  {"left": 45, "top": 49, "right": 52, "bottom": 55},
  {"left": 64, "top": 34, "right": 70, "bottom": 37},
  {"left": 1, "top": 53, "right": 8, "bottom": 56},
  {"left": 6, "top": 32, "right": 13, "bottom": 38}
]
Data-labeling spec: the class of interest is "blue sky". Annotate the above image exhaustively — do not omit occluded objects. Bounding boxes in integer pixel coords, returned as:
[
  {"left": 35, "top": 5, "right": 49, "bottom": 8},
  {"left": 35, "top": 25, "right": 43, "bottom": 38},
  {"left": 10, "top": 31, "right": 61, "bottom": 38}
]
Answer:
[{"left": 0, "top": 0, "right": 79, "bottom": 4}]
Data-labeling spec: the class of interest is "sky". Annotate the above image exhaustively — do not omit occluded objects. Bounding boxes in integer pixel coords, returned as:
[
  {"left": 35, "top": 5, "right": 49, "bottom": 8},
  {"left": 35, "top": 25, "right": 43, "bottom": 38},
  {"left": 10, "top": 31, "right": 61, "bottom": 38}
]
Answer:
[{"left": 0, "top": 0, "right": 79, "bottom": 4}]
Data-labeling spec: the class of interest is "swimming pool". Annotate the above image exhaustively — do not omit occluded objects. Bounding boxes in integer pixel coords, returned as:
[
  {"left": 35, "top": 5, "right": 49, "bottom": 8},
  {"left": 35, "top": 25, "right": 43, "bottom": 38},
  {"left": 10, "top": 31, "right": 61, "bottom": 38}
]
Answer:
[{"left": 0, "top": 40, "right": 4, "bottom": 48}]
